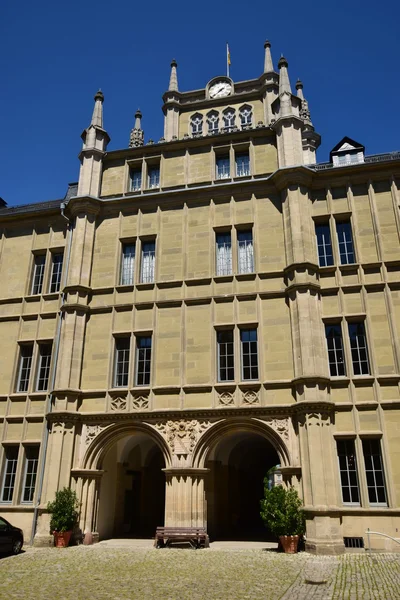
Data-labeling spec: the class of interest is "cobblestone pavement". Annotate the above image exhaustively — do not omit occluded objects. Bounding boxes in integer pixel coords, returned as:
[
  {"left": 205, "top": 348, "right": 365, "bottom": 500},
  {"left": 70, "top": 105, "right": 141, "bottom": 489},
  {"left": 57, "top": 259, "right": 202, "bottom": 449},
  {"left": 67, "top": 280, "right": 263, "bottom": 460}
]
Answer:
[{"left": 0, "top": 546, "right": 399, "bottom": 600}]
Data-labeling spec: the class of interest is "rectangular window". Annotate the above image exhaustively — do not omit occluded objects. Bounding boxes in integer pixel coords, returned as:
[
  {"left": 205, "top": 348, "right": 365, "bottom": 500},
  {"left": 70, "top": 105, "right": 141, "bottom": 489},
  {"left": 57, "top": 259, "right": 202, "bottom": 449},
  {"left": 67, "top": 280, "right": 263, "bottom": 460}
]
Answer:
[
  {"left": 120, "top": 243, "right": 135, "bottom": 285},
  {"left": 130, "top": 169, "right": 142, "bottom": 192},
  {"left": 22, "top": 446, "right": 39, "bottom": 503},
  {"left": 36, "top": 343, "right": 52, "bottom": 391},
  {"left": 216, "top": 232, "right": 232, "bottom": 276},
  {"left": 140, "top": 241, "right": 156, "bottom": 283},
  {"left": 135, "top": 336, "right": 152, "bottom": 386},
  {"left": 241, "top": 329, "right": 259, "bottom": 380},
  {"left": 235, "top": 152, "right": 250, "bottom": 177},
  {"left": 148, "top": 166, "right": 160, "bottom": 189},
  {"left": 16, "top": 345, "right": 33, "bottom": 393},
  {"left": 31, "top": 254, "right": 46, "bottom": 295},
  {"left": 217, "top": 330, "right": 234, "bottom": 382},
  {"left": 1, "top": 447, "right": 19, "bottom": 502},
  {"left": 362, "top": 439, "right": 387, "bottom": 505},
  {"left": 315, "top": 223, "right": 334, "bottom": 267},
  {"left": 337, "top": 440, "right": 360, "bottom": 504},
  {"left": 237, "top": 230, "right": 254, "bottom": 274},
  {"left": 336, "top": 221, "right": 355, "bottom": 264},
  {"left": 114, "top": 338, "right": 130, "bottom": 388},
  {"left": 348, "top": 322, "right": 370, "bottom": 375},
  {"left": 325, "top": 324, "right": 346, "bottom": 376},
  {"left": 216, "top": 155, "right": 230, "bottom": 180},
  {"left": 49, "top": 253, "right": 63, "bottom": 293}
]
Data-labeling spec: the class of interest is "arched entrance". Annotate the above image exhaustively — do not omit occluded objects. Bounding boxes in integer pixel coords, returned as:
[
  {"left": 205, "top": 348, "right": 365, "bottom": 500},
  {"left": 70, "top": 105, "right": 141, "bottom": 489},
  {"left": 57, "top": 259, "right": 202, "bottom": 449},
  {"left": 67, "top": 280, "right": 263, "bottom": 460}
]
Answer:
[
  {"left": 96, "top": 431, "right": 166, "bottom": 539},
  {"left": 205, "top": 429, "right": 280, "bottom": 540}
]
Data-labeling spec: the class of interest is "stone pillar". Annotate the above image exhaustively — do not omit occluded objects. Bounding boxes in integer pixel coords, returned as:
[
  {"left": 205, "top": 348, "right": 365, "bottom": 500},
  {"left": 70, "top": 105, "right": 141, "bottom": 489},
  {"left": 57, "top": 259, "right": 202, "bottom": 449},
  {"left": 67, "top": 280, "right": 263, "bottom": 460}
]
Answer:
[
  {"left": 163, "top": 468, "right": 209, "bottom": 528},
  {"left": 278, "top": 173, "right": 345, "bottom": 554},
  {"left": 73, "top": 470, "right": 104, "bottom": 543}
]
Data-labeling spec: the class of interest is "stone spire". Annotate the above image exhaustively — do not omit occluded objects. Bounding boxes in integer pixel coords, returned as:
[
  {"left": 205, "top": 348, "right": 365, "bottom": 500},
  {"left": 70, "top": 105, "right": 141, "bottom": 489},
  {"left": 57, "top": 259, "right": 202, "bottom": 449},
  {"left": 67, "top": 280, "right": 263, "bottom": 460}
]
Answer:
[
  {"left": 278, "top": 56, "right": 291, "bottom": 95},
  {"left": 77, "top": 90, "right": 110, "bottom": 197},
  {"left": 169, "top": 59, "right": 179, "bottom": 92},
  {"left": 129, "top": 109, "right": 144, "bottom": 147},
  {"left": 264, "top": 40, "right": 274, "bottom": 73},
  {"left": 296, "top": 79, "right": 312, "bottom": 126},
  {"left": 91, "top": 90, "right": 104, "bottom": 128}
]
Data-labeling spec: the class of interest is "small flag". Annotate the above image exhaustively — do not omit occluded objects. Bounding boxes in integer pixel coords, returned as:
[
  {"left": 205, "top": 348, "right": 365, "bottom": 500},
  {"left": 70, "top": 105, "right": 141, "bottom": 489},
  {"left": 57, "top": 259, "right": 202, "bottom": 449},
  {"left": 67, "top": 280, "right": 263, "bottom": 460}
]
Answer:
[{"left": 227, "top": 43, "right": 231, "bottom": 65}]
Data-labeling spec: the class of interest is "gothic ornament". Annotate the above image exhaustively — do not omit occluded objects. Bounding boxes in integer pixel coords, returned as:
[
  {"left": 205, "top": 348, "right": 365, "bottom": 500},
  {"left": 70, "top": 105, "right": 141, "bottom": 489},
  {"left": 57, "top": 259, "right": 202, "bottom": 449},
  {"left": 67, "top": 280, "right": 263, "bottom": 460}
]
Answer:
[
  {"left": 218, "top": 391, "right": 234, "bottom": 406},
  {"left": 110, "top": 397, "right": 127, "bottom": 411},
  {"left": 129, "top": 128, "right": 144, "bottom": 148},
  {"left": 242, "top": 390, "right": 259, "bottom": 405},
  {"left": 84, "top": 424, "right": 108, "bottom": 447},
  {"left": 154, "top": 419, "right": 213, "bottom": 455},
  {"left": 132, "top": 395, "right": 150, "bottom": 410}
]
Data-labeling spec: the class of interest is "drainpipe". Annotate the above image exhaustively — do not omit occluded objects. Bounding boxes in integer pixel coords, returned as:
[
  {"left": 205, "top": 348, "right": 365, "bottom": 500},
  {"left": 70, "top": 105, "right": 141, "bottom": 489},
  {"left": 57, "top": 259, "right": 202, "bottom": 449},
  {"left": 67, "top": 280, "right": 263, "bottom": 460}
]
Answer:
[{"left": 30, "top": 202, "right": 74, "bottom": 545}]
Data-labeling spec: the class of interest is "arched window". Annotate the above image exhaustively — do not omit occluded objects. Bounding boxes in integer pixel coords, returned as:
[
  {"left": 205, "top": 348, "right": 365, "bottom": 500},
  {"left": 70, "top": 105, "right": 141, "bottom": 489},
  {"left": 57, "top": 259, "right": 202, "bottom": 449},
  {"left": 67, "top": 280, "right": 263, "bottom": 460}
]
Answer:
[
  {"left": 223, "top": 108, "right": 235, "bottom": 131},
  {"left": 191, "top": 113, "right": 203, "bottom": 136},
  {"left": 240, "top": 105, "right": 252, "bottom": 128},
  {"left": 207, "top": 111, "right": 219, "bottom": 134}
]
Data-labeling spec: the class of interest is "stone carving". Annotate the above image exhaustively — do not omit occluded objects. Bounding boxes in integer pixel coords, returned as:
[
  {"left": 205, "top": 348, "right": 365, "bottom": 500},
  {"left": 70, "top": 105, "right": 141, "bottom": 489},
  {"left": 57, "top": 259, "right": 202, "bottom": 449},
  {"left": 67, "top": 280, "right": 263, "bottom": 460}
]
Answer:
[
  {"left": 84, "top": 424, "right": 108, "bottom": 446},
  {"left": 218, "top": 391, "right": 234, "bottom": 406},
  {"left": 129, "top": 127, "right": 144, "bottom": 148},
  {"left": 242, "top": 390, "right": 259, "bottom": 405},
  {"left": 154, "top": 419, "right": 212, "bottom": 455},
  {"left": 256, "top": 417, "right": 290, "bottom": 443},
  {"left": 110, "top": 397, "right": 127, "bottom": 411},
  {"left": 132, "top": 395, "right": 149, "bottom": 410}
]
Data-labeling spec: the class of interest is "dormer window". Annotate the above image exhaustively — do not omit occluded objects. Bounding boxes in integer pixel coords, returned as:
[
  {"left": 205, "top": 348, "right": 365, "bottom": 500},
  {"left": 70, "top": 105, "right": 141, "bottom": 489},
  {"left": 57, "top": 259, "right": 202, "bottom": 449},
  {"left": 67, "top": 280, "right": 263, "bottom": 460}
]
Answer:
[
  {"left": 330, "top": 137, "right": 365, "bottom": 168},
  {"left": 191, "top": 114, "right": 203, "bottom": 136},
  {"left": 239, "top": 105, "right": 252, "bottom": 128},
  {"left": 207, "top": 111, "right": 219, "bottom": 135},
  {"left": 223, "top": 109, "right": 235, "bottom": 131}
]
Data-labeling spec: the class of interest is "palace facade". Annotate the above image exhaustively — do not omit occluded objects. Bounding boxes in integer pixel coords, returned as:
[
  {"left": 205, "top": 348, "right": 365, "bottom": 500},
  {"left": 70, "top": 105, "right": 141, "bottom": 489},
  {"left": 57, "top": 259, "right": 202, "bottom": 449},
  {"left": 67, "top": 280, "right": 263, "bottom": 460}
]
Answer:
[{"left": 1, "top": 41, "right": 400, "bottom": 553}]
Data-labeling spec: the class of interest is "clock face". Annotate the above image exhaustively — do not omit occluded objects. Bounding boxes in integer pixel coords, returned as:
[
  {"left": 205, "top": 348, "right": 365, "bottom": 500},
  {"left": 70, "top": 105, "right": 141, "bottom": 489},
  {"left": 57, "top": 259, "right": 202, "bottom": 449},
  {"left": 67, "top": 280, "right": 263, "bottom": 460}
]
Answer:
[{"left": 209, "top": 81, "right": 232, "bottom": 99}]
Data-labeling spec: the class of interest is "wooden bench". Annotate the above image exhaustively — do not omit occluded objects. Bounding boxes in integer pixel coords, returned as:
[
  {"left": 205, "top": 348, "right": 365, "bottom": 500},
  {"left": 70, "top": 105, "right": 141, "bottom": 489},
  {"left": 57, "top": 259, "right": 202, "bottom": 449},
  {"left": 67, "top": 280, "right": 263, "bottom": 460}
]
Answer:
[{"left": 154, "top": 527, "right": 210, "bottom": 549}]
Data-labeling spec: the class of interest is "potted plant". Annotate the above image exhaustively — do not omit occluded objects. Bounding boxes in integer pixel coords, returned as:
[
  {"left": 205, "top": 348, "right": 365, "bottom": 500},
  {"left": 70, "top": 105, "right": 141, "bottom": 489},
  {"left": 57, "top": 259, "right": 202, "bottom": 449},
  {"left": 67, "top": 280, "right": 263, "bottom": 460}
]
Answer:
[
  {"left": 260, "top": 483, "right": 305, "bottom": 553},
  {"left": 47, "top": 487, "right": 79, "bottom": 548}
]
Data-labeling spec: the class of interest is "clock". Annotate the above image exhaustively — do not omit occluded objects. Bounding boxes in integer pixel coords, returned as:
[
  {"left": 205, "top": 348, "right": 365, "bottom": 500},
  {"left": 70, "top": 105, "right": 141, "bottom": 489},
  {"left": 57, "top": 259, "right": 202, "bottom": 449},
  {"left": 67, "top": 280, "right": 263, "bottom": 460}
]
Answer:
[{"left": 209, "top": 80, "right": 233, "bottom": 99}]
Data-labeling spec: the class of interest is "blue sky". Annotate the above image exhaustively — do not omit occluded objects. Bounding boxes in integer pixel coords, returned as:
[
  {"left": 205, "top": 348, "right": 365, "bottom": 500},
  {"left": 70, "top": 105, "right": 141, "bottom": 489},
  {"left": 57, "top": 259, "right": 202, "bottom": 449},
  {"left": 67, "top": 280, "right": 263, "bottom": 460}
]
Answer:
[{"left": 1, "top": 0, "right": 399, "bottom": 207}]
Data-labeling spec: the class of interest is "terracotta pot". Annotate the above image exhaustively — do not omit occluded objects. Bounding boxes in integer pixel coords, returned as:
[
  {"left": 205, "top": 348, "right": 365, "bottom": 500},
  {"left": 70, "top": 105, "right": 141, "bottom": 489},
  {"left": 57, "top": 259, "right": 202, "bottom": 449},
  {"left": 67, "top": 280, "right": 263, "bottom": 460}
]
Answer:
[
  {"left": 53, "top": 531, "right": 72, "bottom": 548},
  {"left": 279, "top": 535, "right": 300, "bottom": 554}
]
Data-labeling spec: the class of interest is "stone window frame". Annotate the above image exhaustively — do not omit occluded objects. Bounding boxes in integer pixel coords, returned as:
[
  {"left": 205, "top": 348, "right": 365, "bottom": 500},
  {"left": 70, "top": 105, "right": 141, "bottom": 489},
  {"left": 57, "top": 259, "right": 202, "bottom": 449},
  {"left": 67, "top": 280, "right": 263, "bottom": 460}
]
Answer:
[
  {"left": 215, "top": 323, "right": 260, "bottom": 384},
  {"left": 14, "top": 340, "right": 54, "bottom": 395},
  {"left": 48, "top": 250, "right": 64, "bottom": 294},
  {"left": 206, "top": 110, "right": 219, "bottom": 135},
  {"left": 361, "top": 437, "right": 388, "bottom": 507},
  {"left": 214, "top": 224, "right": 255, "bottom": 277},
  {"left": 0, "top": 445, "right": 21, "bottom": 505},
  {"left": 222, "top": 107, "right": 236, "bottom": 132},
  {"left": 139, "top": 237, "right": 157, "bottom": 284},
  {"left": 335, "top": 437, "right": 361, "bottom": 506},
  {"left": 323, "top": 316, "right": 372, "bottom": 380},
  {"left": 313, "top": 213, "right": 358, "bottom": 268},
  {"left": 35, "top": 341, "right": 53, "bottom": 392},
  {"left": 119, "top": 240, "right": 137, "bottom": 286},
  {"left": 21, "top": 444, "right": 40, "bottom": 504},
  {"left": 239, "top": 104, "right": 253, "bottom": 129},
  {"left": 190, "top": 112, "right": 203, "bottom": 136},
  {"left": 28, "top": 248, "right": 65, "bottom": 297},
  {"left": 335, "top": 433, "right": 391, "bottom": 509},
  {"left": 134, "top": 333, "right": 153, "bottom": 387},
  {"left": 112, "top": 335, "right": 131, "bottom": 389}
]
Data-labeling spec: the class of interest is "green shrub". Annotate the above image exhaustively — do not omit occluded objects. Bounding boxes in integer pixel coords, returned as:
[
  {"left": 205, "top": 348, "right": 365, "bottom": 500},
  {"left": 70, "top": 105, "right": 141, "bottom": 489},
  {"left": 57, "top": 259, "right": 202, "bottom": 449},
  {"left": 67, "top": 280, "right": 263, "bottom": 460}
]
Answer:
[
  {"left": 47, "top": 487, "right": 79, "bottom": 533},
  {"left": 260, "top": 484, "right": 305, "bottom": 537}
]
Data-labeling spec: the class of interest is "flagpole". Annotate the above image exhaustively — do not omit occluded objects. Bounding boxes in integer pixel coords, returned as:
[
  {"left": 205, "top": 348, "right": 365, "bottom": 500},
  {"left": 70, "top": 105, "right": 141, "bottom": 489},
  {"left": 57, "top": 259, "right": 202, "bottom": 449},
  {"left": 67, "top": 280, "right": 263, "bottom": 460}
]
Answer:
[{"left": 226, "top": 43, "right": 229, "bottom": 78}]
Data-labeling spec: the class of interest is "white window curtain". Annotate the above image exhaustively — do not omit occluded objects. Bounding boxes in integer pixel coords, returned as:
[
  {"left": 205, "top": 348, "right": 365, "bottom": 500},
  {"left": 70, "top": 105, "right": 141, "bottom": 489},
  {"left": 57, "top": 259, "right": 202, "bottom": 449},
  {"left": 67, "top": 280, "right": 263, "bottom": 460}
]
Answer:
[
  {"left": 238, "top": 232, "right": 254, "bottom": 273},
  {"left": 141, "top": 242, "right": 155, "bottom": 283},
  {"left": 216, "top": 234, "right": 232, "bottom": 275},
  {"left": 121, "top": 245, "right": 135, "bottom": 285}
]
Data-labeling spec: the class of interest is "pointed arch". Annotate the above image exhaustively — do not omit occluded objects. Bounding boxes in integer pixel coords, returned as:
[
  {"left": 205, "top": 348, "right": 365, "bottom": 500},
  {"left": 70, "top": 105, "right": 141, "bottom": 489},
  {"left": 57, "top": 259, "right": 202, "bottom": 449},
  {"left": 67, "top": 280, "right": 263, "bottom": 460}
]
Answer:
[
  {"left": 192, "top": 417, "right": 291, "bottom": 469},
  {"left": 222, "top": 107, "right": 236, "bottom": 130},
  {"left": 206, "top": 110, "right": 219, "bottom": 134},
  {"left": 239, "top": 104, "right": 253, "bottom": 128},
  {"left": 82, "top": 422, "right": 172, "bottom": 470},
  {"left": 190, "top": 112, "right": 203, "bottom": 136}
]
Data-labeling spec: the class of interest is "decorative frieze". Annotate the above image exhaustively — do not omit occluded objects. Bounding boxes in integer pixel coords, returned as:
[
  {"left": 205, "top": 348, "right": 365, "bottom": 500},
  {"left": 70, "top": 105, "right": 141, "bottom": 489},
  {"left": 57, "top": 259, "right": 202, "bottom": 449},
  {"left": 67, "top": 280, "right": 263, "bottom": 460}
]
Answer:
[
  {"left": 83, "top": 424, "right": 109, "bottom": 447},
  {"left": 218, "top": 391, "right": 234, "bottom": 406},
  {"left": 110, "top": 397, "right": 127, "bottom": 411},
  {"left": 132, "top": 395, "right": 150, "bottom": 410},
  {"left": 242, "top": 389, "right": 259, "bottom": 405},
  {"left": 153, "top": 419, "right": 213, "bottom": 455}
]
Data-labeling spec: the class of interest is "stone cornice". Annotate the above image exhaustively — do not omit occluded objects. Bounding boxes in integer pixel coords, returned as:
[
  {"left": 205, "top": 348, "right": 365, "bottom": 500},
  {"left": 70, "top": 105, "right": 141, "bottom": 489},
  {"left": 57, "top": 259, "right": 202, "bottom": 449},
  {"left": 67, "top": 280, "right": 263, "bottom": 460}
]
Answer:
[{"left": 65, "top": 195, "right": 102, "bottom": 217}]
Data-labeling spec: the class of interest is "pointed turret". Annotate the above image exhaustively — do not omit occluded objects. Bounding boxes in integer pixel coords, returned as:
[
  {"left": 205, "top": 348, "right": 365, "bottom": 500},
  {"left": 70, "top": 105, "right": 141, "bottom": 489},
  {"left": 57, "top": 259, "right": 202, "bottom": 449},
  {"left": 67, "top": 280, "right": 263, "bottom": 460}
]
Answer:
[
  {"left": 296, "top": 79, "right": 312, "bottom": 127},
  {"left": 264, "top": 40, "right": 274, "bottom": 73},
  {"left": 129, "top": 109, "right": 144, "bottom": 148},
  {"left": 77, "top": 90, "right": 110, "bottom": 197},
  {"left": 91, "top": 90, "right": 104, "bottom": 128},
  {"left": 278, "top": 56, "right": 291, "bottom": 95},
  {"left": 169, "top": 59, "right": 179, "bottom": 92}
]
